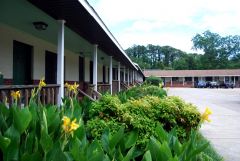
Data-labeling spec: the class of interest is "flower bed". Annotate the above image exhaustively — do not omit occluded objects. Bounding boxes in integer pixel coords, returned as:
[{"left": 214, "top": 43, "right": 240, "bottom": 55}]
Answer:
[{"left": 0, "top": 81, "right": 218, "bottom": 161}]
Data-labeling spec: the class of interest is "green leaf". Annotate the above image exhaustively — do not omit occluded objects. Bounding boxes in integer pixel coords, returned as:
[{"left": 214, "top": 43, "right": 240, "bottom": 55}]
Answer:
[
  {"left": 122, "top": 145, "right": 136, "bottom": 161},
  {"left": 21, "top": 152, "right": 42, "bottom": 161},
  {"left": 0, "top": 135, "right": 11, "bottom": 151},
  {"left": 42, "top": 109, "right": 48, "bottom": 134},
  {"left": 13, "top": 107, "right": 32, "bottom": 134},
  {"left": 47, "top": 141, "right": 66, "bottom": 161},
  {"left": 101, "top": 129, "right": 110, "bottom": 152},
  {"left": 70, "top": 137, "right": 81, "bottom": 161},
  {"left": 155, "top": 124, "right": 168, "bottom": 143},
  {"left": 158, "top": 141, "right": 173, "bottom": 161},
  {"left": 46, "top": 106, "right": 60, "bottom": 134},
  {"left": 40, "top": 129, "right": 53, "bottom": 154},
  {"left": 147, "top": 137, "right": 161, "bottom": 161},
  {"left": 124, "top": 130, "right": 138, "bottom": 149},
  {"left": 109, "top": 126, "right": 124, "bottom": 149},
  {"left": 0, "top": 103, "right": 9, "bottom": 121},
  {"left": 141, "top": 150, "right": 152, "bottom": 161}
]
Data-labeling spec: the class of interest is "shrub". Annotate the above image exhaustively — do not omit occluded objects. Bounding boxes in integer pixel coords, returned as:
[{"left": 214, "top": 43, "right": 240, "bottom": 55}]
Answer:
[
  {"left": 118, "top": 85, "right": 167, "bottom": 103},
  {"left": 145, "top": 76, "right": 163, "bottom": 86},
  {"left": 86, "top": 94, "right": 201, "bottom": 147}
]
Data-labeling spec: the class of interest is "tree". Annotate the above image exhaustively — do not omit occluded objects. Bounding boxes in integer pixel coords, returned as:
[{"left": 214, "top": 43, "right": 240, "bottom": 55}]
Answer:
[{"left": 192, "top": 30, "right": 240, "bottom": 69}]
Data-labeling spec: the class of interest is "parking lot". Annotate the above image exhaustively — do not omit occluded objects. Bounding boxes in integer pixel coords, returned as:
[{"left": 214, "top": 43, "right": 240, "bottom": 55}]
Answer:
[{"left": 168, "top": 88, "right": 240, "bottom": 161}]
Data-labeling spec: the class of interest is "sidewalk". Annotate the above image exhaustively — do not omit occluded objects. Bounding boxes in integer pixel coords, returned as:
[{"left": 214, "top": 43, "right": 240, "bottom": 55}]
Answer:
[{"left": 168, "top": 88, "right": 240, "bottom": 161}]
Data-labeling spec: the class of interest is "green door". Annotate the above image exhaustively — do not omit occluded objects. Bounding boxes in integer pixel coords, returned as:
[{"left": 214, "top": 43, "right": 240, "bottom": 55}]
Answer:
[{"left": 13, "top": 41, "right": 33, "bottom": 85}]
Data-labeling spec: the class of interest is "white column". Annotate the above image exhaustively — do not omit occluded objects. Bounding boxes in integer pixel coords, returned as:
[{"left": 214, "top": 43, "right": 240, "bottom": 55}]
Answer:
[
  {"left": 118, "top": 62, "right": 121, "bottom": 92},
  {"left": 93, "top": 44, "right": 98, "bottom": 91},
  {"left": 109, "top": 56, "right": 113, "bottom": 94},
  {"left": 192, "top": 77, "right": 194, "bottom": 86},
  {"left": 57, "top": 20, "right": 65, "bottom": 106},
  {"left": 182, "top": 77, "right": 185, "bottom": 86},
  {"left": 127, "top": 68, "right": 130, "bottom": 86},
  {"left": 123, "top": 66, "right": 126, "bottom": 83},
  {"left": 171, "top": 77, "right": 173, "bottom": 87},
  {"left": 132, "top": 70, "right": 135, "bottom": 84},
  {"left": 234, "top": 76, "right": 236, "bottom": 85},
  {"left": 224, "top": 76, "right": 226, "bottom": 83}
]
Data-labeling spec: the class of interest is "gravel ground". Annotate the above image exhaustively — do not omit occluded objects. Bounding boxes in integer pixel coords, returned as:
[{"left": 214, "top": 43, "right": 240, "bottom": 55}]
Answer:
[{"left": 168, "top": 88, "right": 240, "bottom": 161}]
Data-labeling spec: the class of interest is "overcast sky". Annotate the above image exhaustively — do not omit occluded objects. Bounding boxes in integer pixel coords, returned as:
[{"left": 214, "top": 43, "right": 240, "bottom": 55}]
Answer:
[{"left": 87, "top": 0, "right": 240, "bottom": 53}]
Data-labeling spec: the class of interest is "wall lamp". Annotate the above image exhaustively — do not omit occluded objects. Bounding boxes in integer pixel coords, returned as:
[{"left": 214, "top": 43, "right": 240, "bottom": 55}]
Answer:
[{"left": 33, "top": 21, "right": 48, "bottom": 31}]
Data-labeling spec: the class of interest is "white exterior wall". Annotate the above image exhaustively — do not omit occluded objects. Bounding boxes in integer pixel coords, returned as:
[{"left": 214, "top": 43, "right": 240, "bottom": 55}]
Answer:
[
  {"left": 84, "top": 57, "right": 90, "bottom": 82},
  {"left": 65, "top": 51, "right": 79, "bottom": 81},
  {"left": 97, "top": 63, "right": 103, "bottom": 82},
  {"left": 0, "top": 24, "right": 79, "bottom": 82}
]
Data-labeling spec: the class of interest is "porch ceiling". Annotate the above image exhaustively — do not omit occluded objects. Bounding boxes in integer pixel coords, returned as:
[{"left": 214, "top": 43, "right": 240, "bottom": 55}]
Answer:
[
  {"left": 27, "top": 0, "right": 136, "bottom": 70},
  {"left": 0, "top": 0, "right": 136, "bottom": 69}
]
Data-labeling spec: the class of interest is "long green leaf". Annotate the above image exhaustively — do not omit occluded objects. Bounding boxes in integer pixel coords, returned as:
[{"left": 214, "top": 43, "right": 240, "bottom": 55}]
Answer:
[
  {"left": 141, "top": 150, "right": 152, "bottom": 161},
  {"left": 122, "top": 146, "right": 136, "bottom": 161},
  {"left": 109, "top": 126, "right": 124, "bottom": 150},
  {"left": 0, "top": 135, "right": 11, "bottom": 151},
  {"left": 124, "top": 130, "right": 138, "bottom": 149},
  {"left": 13, "top": 107, "right": 32, "bottom": 134},
  {"left": 40, "top": 128, "right": 53, "bottom": 154}
]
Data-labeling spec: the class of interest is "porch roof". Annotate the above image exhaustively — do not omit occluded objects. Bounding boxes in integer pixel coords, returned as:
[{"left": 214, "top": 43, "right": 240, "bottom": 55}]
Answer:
[
  {"left": 28, "top": 0, "right": 137, "bottom": 70},
  {"left": 144, "top": 69, "right": 240, "bottom": 77}
]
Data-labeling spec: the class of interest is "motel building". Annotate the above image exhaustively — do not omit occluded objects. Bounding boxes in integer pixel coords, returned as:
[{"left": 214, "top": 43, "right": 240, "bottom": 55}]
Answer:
[
  {"left": 144, "top": 69, "right": 240, "bottom": 87},
  {"left": 0, "top": 0, "right": 144, "bottom": 106}
]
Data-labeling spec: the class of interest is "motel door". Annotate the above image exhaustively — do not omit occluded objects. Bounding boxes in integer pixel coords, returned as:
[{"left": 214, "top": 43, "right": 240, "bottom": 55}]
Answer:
[
  {"left": 45, "top": 51, "right": 57, "bottom": 84},
  {"left": 13, "top": 41, "right": 33, "bottom": 85}
]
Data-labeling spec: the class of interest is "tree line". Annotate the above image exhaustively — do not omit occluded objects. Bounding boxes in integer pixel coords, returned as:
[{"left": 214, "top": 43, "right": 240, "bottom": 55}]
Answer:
[{"left": 125, "top": 30, "right": 240, "bottom": 70}]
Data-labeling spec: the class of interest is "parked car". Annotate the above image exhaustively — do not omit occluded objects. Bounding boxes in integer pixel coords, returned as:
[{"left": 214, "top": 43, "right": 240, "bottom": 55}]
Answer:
[
  {"left": 219, "top": 82, "right": 234, "bottom": 88},
  {"left": 197, "top": 81, "right": 207, "bottom": 88},
  {"left": 209, "top": 81, "right": 219, "bottom": 88}
]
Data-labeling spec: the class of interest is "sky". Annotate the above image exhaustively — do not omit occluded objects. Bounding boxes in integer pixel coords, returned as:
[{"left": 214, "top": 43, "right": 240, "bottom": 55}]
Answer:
[{"left": 87, "top": 0, "right": 240, "bottom": 53}]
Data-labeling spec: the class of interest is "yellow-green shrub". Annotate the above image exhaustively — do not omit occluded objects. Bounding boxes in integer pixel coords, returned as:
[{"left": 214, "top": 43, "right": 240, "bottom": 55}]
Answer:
[{"left": 86, "top": 94, "right": 201, "bottom": 146}]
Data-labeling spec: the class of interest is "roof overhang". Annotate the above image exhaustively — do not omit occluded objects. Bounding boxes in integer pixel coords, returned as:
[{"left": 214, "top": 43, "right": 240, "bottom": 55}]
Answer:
[{"left": 28, "top": 0, "right": 137, "bottom": 70}]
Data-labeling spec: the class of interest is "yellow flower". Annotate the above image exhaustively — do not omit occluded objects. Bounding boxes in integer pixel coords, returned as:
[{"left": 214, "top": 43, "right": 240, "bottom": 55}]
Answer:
[
  {"left": 11, "top": 90, "right": 21, "bottom": 100},
  {"left": 65, "top": 82, "right": 79, "bottom": 95},
  {"left": 62, "top": 116, "right": 79, "bottom": 136},
  {"left": 39, "top": 78, "right": 46, "bottom": 88},
  {"left": 72, "top": 82, "right": 79, "bottom": 93},
  {"left": 201, "top": 107, "right": 213, "bottom": 122},
  {"left": 69, "top": 118, "right": 79, "bottom": 131}
]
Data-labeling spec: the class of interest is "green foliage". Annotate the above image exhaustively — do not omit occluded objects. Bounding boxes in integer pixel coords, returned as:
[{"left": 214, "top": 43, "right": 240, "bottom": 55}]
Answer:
[
  {"left": 0, "top": 84, "right": 221, "bottom": 161},
  {"left": 145, "top": 76, "right": 163, "bottom": 86},
  {"left": 146, "top": 125, "right": 209, "bottom": 161},
  {"left": 86, "top": 88, "right": 201, "bottom": 147},
  {"left": 118, "top": 85, "right": 167, "bottom": 103}
]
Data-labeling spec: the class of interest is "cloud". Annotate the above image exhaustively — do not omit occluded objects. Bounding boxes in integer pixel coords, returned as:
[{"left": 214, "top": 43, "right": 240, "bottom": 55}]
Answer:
[{"left": 88, "top": 0, "right": 240, "bottom": 53}]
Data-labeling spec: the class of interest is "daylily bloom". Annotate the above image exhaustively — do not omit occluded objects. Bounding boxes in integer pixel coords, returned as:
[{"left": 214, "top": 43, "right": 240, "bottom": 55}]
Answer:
[
  {"left": 11, "top": 90, "right": 21, "bottom": 101},
  {"left": 65, "top": 82, "right": 79, "bottom": 95},
  {"left": 201, "top": 107, "right": 213, "bottom": 122},
  {"left": 39, "top": 78, "right": 46, "bottom": 88},
  {"left": 62, "top": 116, "right": 79, "bottom": 136}
]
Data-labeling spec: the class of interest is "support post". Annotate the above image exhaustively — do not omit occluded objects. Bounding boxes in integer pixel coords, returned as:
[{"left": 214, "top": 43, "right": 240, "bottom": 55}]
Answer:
[
  {"left": 132, "top": 70, "right": 134, "bottom": 85},
  {"left": 123, "top": 66, "right": 126, "bottom": 83},
  {"left": 127, "top": 68, "right": 130, "bottom": 86},
  {"left": 93, "top": 44, "right": 98, "bottom": 92},
  {"left": 234, "top": 76, "right": 236, "bottom": 85},
  {"left": 57, "top": 20, "right": 65, "bottom": 106},
  {"left": 171, "top": 77, "right": 173, "bottom": 87},
  {"left": 118, "top": 62, "right": 121, "bottom": 92},
  {"left": 182, "top": 77, "right": 185, "bottom": 86},
  {"left": 109, "top": 56, "right": 113, "bottom": 94},
  {"left": 192, "top": 77, "right": 194, "bottom": 87}
]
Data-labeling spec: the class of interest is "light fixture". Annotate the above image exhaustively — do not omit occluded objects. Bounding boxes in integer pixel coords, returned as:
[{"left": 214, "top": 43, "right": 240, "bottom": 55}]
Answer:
[{"left": 33, "top": 21, "right": 48, "bottom": 31}]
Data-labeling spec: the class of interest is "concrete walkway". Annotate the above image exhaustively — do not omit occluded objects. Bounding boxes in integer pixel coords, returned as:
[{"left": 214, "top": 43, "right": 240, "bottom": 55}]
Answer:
[{"left": 168, "top": 88, "right": 240, "bottom": 161}]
